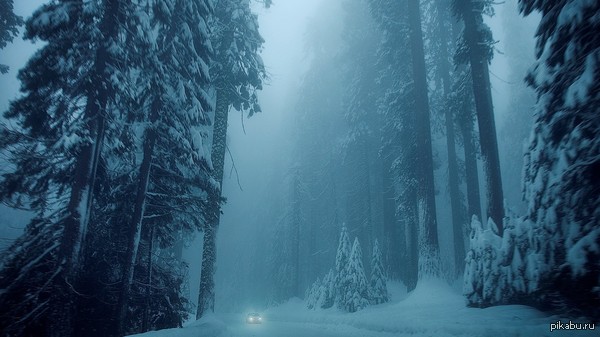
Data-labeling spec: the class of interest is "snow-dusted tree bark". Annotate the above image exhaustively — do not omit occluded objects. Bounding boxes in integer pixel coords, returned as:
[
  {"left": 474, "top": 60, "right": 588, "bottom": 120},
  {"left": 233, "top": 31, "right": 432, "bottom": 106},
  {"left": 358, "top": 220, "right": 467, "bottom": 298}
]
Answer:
[
  {"left": 453, "top": 0, "right": 504, "bottom": 233},
  {"left": 521, "top": 0, "right": 600, "bottom": 318},
  {"left": 197, "top": 85, "right": 229, "bottom": 318},
  {"left": 0, "top": 0, "right": 22, "bottom": 73}
]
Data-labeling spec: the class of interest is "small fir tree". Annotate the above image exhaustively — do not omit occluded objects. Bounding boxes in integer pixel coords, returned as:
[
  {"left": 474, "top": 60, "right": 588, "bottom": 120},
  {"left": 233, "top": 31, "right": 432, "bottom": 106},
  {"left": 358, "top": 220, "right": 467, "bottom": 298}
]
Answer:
[
  {"left": 369, "top": 239, "right": 388, "bottom": 304},
  {"left": 340, "top": 238, "right": 370, "bottom": 312},
  {"left": 334, "top": 224, "right": 351, "bottom": 303}
]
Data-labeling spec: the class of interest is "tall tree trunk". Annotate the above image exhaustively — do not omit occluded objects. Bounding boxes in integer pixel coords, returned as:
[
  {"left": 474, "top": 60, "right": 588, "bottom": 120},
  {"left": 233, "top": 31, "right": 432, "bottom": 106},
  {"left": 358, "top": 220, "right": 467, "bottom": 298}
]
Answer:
[
  {"left": 292, "top": 168, "right": 301, "bottom": 297},
  {"left": 407, "top": 0, "right": 439, "bottom": 258},
  {"left": 116, "top": 95, "right": 159, "bottom": 336},
  {"left": 436, "top": 0, "right": 465, "bottom": 275},
  {"left": 48, "top": 1, "right": 117, "bottom": 335},
  {"left": 362, "top": 139, "right": 373, "bottom": 264},
  {"left": 142, "top": 226, "right": 154, "bottom": 332},
  {"left": 382, "top": 149, "right": 403, "bottom": 280},
  {"left": 197, "top": 84, "right": 229, "bottom": 319},
  {"left": 460, "top": 114, "right": 483, "bottom": 224},
  {"left": 460, "top": 0, "right": 504, "bottom": 233},
  {"left": 404, "top": 188, "right": 419, "bottom": 291}
]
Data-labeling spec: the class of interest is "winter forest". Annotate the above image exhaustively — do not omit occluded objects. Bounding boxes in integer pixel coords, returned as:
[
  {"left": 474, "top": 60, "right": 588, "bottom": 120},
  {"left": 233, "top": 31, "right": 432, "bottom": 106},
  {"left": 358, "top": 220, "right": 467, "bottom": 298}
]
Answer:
[{"left": 0, "top": 0, "right": 598, "bottom": 336}]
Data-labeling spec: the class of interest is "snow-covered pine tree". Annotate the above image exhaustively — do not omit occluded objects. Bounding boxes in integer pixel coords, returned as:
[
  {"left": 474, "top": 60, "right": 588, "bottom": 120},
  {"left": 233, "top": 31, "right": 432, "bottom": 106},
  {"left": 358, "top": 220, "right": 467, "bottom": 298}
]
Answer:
[
  {"left": 464, "top": 212, "right": 547, "bottom": 308},
  {"left": 369, "top": 239, "right": 388, "bottom": 304},
  {"left": 340, "top": 237, "right": 370, "bottom": 312},
  {"left": 0, "top": 0, "right": 22, "bottom": 73},
  {"left": 320, "top": 269, "right": 336, "bottom": 309},
  {"left": 334, "top": 224, "right": 352, "bottom": 305},
  {"left": 306, "top": 268, "right": 336, "bottom": 310},
  {"left": 0, "top": 1, "right": 131, "bottom": 335},
  {"left": 116, "top": 0, "right": 214, "bottom": 334},
  {"left": 520, "top": 0, "right": 600, "bottom": 318},
  {"left": 306, "top": 277, "right": 322, "bottom": 309},
  {"left": 463, "top": 216, "right": 503, "bottom": 307},
  {"left": 197, "top": 0, "right": 266, "bottom": 319}
]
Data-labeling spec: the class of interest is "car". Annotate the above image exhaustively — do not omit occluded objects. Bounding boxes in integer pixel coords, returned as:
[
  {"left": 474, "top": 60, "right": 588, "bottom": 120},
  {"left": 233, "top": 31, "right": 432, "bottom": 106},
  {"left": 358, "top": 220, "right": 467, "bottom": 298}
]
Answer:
[{"left": 246, "top": 312, "right": 262, "bottom": 324}]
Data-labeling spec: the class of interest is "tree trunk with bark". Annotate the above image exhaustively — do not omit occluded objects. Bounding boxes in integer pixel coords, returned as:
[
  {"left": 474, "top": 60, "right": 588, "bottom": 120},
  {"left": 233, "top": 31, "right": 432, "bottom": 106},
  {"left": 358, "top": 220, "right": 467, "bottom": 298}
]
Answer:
[
  {"left": 460, "top": 114, "right": 483, "bottom": 224},
  {"left": 48, "top": 1, "right": 118, "bottom": 335},
  {"left": 436, "top": 0, "right": 466, "bottom": 275},
  {"left": 407, "top": 0, "right": 439, "bottom": 255},
  {"left": 197, "top": 84, "right": 229, "bottom": 319},
  {"left": 116, "top": 95, "right": 159, "bottom": 336},
  {"left": 142, "top": 226, "right": 154, "bottom": 332},
  {"left": 460, "top": 0, "right": 504, "bottom": 233}
]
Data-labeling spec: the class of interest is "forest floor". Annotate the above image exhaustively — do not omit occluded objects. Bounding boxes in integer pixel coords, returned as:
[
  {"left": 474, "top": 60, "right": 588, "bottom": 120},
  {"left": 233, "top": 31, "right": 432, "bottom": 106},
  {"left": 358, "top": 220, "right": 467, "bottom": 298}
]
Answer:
[{"left": 129, "top": 279, "right": 596, "bottom": 337}]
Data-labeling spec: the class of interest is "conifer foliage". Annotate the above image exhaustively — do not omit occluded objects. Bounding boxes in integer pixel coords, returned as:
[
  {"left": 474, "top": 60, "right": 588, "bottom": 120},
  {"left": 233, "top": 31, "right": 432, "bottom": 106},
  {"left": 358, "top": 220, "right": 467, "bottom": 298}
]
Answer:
[
  {"left": 520, "top": 0, "right": 600, "bottom": 318},
  {"left": 0, "top": 0, "right": 217, "bottom": 335},
  {"left": 0, "top": 0, "right": 22, "bottom": 73},
  {"left": 307, "top": 225, "right": 388, "bottom": 312}
]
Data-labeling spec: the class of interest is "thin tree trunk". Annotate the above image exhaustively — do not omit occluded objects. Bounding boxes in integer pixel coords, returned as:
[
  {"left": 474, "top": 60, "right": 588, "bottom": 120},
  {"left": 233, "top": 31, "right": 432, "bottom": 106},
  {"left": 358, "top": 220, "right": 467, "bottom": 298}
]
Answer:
[
  {"left": 142, "top": 226, "right": 154, "bottom": 332},
  {"left": 407, "top": 0, "right": 439, "bottom": 252},
  {"left": 382, "top": 149, "right": 402, "bottom": 280},
  {"left": 292, "top": 168, "right": 301, "bottom": 297},
  {"left": 436, "top": 0, "right": 465, "bottom": 275},
  {"left": 197, "top": 84, "right": 229, "bottom": 319},
  {"left": 405, "top": 188, "right": 419, "bottom": 291},
  {"left": 460, "top": 0, "right": 504, "bottom": 233},
  {"left": 460, "top": 115, "right": 483, "bottom": 224},
  {"left": 116, "top": 96, "right": 159, "bottom": 336}
]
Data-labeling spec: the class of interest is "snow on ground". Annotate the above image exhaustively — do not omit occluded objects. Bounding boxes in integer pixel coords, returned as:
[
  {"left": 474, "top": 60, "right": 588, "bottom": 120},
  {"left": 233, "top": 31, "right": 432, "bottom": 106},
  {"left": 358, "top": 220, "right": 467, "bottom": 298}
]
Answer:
[{"left": 129, "top": 280, "right": 596, "bottom": 337}]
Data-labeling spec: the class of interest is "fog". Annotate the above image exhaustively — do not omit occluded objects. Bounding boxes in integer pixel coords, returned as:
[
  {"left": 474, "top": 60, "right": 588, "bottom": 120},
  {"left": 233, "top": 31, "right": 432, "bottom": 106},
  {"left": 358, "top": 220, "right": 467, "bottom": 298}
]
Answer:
[
  {"left": 8, "top": 0, "right": 599, "bottom": 335},
  {"left": 0, "top": 0, "right": 540, "bottom": 306}
]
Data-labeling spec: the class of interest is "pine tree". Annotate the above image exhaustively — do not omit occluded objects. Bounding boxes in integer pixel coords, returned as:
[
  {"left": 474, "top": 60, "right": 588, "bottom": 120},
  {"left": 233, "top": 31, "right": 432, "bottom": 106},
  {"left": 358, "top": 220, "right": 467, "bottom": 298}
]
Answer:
[
  {"left": 369, "top": 239, "right": 388, "bottom": 304},
  {"left": 320, "top": 269, "right": 336, "bottom": 309},
  {"left": 0, "top": 1, "right": 130, "bottom": 335},
  {"left": 0, "top": 0, "right": 23, "bottom": 73},
  {"left": 116, "top": 0, "right": 214, "bottom": 333},
  {"left": 340, "top": 237, "right": 370, "bottom": 312},
  {"left": 334, "top": 224, "right": 352, "bottom": 304},
  {"left": 521, "top": 0, "right": 600, "bottom": 318}
]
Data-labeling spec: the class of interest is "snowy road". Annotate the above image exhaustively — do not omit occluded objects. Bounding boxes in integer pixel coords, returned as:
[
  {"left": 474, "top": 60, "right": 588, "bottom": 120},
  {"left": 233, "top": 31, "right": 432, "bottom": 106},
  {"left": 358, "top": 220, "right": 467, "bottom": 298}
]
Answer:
[
  {"left": 219, "top": 314, "right": 400, "bottom": 337},
  {"left": 130, "top": 281, "right": 598, "bottom": 337}
]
